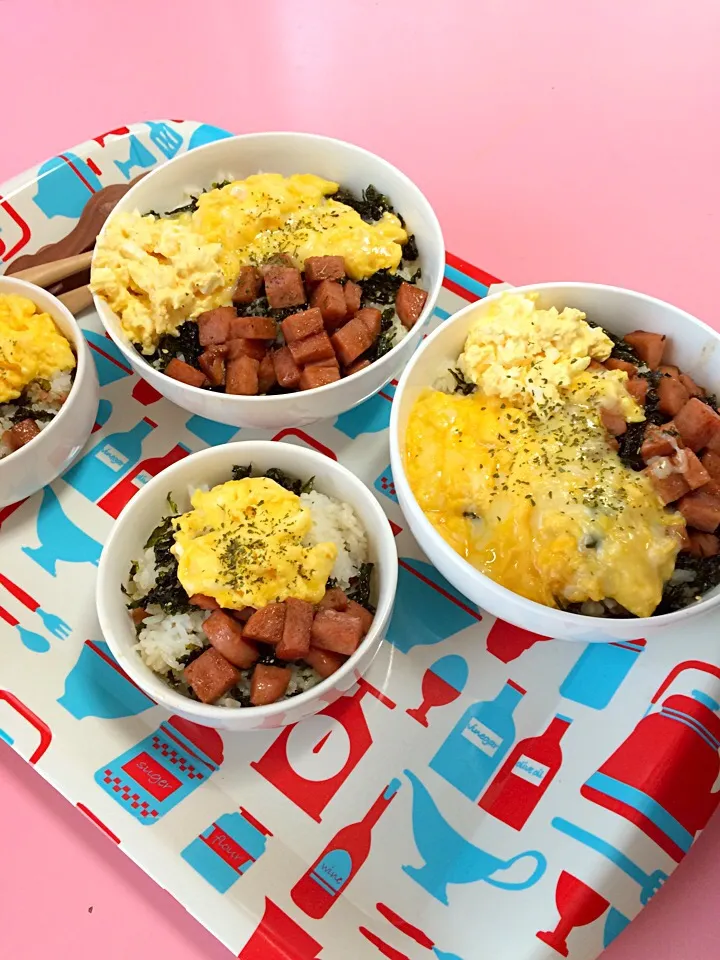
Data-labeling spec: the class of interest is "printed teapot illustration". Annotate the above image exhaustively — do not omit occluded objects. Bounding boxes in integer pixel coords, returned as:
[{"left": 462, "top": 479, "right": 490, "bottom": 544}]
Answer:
[{"left": 581, "top": 660, "right": 720, "bottom": 862}]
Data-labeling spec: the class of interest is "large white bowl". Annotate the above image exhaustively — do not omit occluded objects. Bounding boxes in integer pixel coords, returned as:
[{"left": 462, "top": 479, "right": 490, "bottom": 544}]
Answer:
[
  {"left": 96, "top": 440, "right": 398, "bottom": 731},
  {"left": 0, "top": 276, "right": 99, "bottom": 508},
  {"left": 390, "top": 282, "right": 720, "bottom": 643},
  {"left": 92, "top": 132, "right": 444, "bottom": 430}
]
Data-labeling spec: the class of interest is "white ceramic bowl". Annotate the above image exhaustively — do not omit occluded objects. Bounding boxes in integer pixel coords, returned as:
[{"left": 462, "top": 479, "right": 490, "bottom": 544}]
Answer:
[
  {"left": 390, "top": 282, "right": 720, "bottom": 642},
  {"left": 0, "top": 276, "right": 99, "bottom": 508},
  {"left": 96, "top": 440, "right": 398, "bottom": 730},
  {"left": 92, "top": 132, "right": 444, "bottom": 430}
]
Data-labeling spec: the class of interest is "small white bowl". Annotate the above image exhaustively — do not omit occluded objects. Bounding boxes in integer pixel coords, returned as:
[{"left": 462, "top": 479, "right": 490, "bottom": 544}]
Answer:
[
  {"left": 96, "top": 440, "right": 398, "bottom": 730},
  {"left": 0, "top": 276, "right": 99, "bottom": 508},
  {"left": 390, "top": 282, "right": 720, "bottom": 643},
  {"left": 92, "top": 132, "right": 445, "bottom": 430}
]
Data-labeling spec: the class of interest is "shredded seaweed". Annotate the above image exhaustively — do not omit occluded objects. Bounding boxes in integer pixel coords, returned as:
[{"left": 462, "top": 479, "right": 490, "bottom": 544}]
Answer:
[
  {"left": 241, "top": 296, "right": 297, "bottom": 323},
  {"left": 374, "top": 329, "right": 396, "bottom": 359},
  {"left": 333, "top": 184, "right": 394, "bottom": 223},
  {"left": 134, "top": 320, "right": 202, "bottom": 371},
  {"left": 148, "top": 179, "right": 233, "bottom": 219},
  {"left": 347, "top": 561, "right": 375, "bottom": 612},
  {"left": 127, "top": 510, "right": 191, "bottom": 615},
  {"left": 463, "top": 511, "right": 480, "bottom": 520},
  {"left": 358, "top": 269, "right": 405, "bottom": 305},
  {"left": 265, "top": 467, "right": 303, "bottom": 496},
  {"left": 655, "top": 553, "right": 720, "bottom": 615},
  {"left": 402, "top": 234, "right": 419, "bottom": 263},
  {"left": 231, "top": 464, "right": 253, "bottom": 481},
  {"left": 449, "top": 368, "right": 477, "bottom": 395}
]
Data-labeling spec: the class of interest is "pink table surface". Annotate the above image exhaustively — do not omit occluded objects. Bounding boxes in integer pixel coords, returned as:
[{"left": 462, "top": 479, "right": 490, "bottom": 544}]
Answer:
[{"left": 2, "top": 2, "right": 720, "bottom": 957}]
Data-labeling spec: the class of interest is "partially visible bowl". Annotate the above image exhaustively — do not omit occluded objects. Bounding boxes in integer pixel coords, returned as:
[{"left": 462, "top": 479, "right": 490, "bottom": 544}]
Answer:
[
  {"left": 91, "top": 131, "right": 445, "bottom": 430},
  {"left": 0, "top": 275, "right": 99, "bottom": 508},
  {"left": 96, "top": 440, "right": 398, "bottom": 730},
  {"left": 390, "top": 282, "right": 720, "bottom": 642}
]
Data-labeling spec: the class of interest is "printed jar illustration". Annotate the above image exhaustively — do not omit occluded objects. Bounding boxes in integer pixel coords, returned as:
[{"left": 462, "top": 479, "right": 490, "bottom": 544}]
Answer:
[
  {"left": 582, "top": 660, "right": 720, "bottom": 862},
  {"left": 182, "top": 808, "right": 272, "bottom": 893},
  {"left": 94, "top": 716, "right": 223, "bottom": 823}
]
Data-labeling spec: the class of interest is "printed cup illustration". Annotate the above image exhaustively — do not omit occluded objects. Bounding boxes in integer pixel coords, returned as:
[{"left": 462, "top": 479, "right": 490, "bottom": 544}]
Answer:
[
  {"left": 291, "top": 779, "right": 401, "bottom": 919},
  {"left": 560, "top": 640, "right": 646, "bottom": 710},
  {"left": 182, "top": 808, "right": 272, "bottom": 893},
  {"left": 95, "top": 715, "right": 223, "bottom": 823},
  {"left": 430, "top": 678, "right": 526, "bottom": 801},
  {"left": 58, "top": 640, "right": 154, "bottom": 720},
  {"left": 252, "top": 678, "right": 395, "bottom": 822},
  {"left": 402, "top": 770, "right": 546, "bottom": 906}
]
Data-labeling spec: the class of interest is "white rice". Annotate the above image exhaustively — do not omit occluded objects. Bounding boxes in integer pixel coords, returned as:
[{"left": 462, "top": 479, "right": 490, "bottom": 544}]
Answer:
[
  {"left": 300, "top": 490, "right": 367, "bottom": 589},
  {"left": 0, "top": 369, "right": 73, "bottom": 461},
  {"left": 128, "top": 487, "right": 368, "bottom": 705}
]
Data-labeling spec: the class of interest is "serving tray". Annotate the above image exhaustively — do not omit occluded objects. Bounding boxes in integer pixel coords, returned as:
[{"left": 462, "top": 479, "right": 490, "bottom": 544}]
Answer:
[{"left": 2, "top": 119, "right": 719, "bottom": 960}]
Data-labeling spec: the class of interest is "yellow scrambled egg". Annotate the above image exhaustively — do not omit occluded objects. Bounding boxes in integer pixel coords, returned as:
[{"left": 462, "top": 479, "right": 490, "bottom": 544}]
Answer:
[
  {"left": 406, "top": 297, "right": 685, "bottom": 618},
  {"left": 91, "top": 173, "right": 407, "bottom": 352},
  {"left": 458, "top": 291, "right": 617, "bottom": 415},
  {"left": 172, "top": 477, "right": 337, "bottom": 609},
  {"left": 91, "top": 212, "right": 228, "bottom": 353},
  {"left": 0, "top": 294, "right": 76, "bottom": 403}
]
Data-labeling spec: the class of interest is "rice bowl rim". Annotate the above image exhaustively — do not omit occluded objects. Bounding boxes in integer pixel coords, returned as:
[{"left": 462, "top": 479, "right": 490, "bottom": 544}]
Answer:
[
  {"left": 96, "top": 440, "right": 398, "bottom": 720},
  {"left": 0, "top": 275, "right": 90, "bottom": 467},
  {"left": 389, "top": 280, "right": 720, "bottom": 633}
]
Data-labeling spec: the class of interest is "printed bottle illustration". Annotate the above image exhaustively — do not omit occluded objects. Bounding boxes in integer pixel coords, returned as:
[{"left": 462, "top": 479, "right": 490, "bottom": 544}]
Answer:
[
  {"left": 402, "top": 769, "right": 546, "bottom": 906},
  {"left": 429, "top": 679, "right": 526, "bottom": 801},
  {"left": 63, "top": 416, "right": 157, "bottom": 501},
  {"left": 58, "top": 640, "right": 154, "bottom": 720},
  {"left": 22, "top": 485, "right": 103, "bottom": 575},
  {"left": 95, "top": 715, "right": 223, "bottom": 823},
  {"left": 182, "top": 808, "right": 272, "bottom": 893},
  {"left": 251, "top": 677, "right": 395, "bottom": 821},
  {"left": 98, "top": 442, "right": 190, "bottom": 518},
  {"left": 485, "top": 619, "right": 549, "bottom": 663},
  {"left": 560, "top": 640, "right": 645, "bottom": 709},
  {"left": 479, "top": 713, "right": 572, "bottom": 829},
  {"left": 406, "top": 655, "right": 469, "bottom": 727},
  {"left": 581, "top": 661, "right": 720, "bottom": 862},
  {"left": 291, "top": 779, "right": 401, "bottom": 918},
  {"left": 238, "top": 898, "right": 322, "bottom": 960}
]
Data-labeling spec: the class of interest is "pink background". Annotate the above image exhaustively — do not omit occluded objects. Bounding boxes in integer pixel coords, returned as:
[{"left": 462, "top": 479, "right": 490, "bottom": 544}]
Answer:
[{"left": 2, "top": 0, "right": 719, "bottom": 956}]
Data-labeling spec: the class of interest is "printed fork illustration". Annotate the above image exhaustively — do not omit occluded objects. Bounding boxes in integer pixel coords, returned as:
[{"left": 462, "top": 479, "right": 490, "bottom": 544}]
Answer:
[
  {"left": 0, "top": 572, "right": 71, "bottom": 639},
  {"left": 0, "top": 604, "right": 50, "bottom": 653}
]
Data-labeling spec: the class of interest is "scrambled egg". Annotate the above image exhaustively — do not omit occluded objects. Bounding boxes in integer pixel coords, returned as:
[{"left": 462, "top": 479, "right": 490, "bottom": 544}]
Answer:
[
  {"left": 0, "top": 293, "right": 76, "bottom": 403},
  {"left": 91, "top": 212, "right": 228, "bottom": 354},
  {"left": 458, "top": 292, "right": 616, "bottom": 415},
  {"left": 172, "top": 477, "right": 337, "bottom": 609},
  {"left": 193, "top": 174, "right": 406, "bottom": 283},
  {"left": 91, "top": 173, "right": 407, "bottom": 352},
  {"left": 406, "top": 298, "right": 685, "bottom": 618}
]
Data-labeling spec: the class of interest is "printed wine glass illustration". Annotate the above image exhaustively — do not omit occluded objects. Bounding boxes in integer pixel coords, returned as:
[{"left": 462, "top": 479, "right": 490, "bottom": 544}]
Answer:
[
  {"left": 406, "top": 655, "right": 469, "bottom": 727},
  {"left": 291, "top": 779, "right": 401, "bottom": 918},
  {"left": 536, "top": 871, "right": 609, "bottom": 957}
]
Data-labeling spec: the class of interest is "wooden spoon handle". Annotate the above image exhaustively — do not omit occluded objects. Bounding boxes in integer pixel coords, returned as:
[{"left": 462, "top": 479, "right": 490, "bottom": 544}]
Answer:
[
  {"left": 58, "top": 285, "right": 93, "bottom": 315},
  {"left": 13, "top": 251, "right": 93, "bottom": 287}
]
